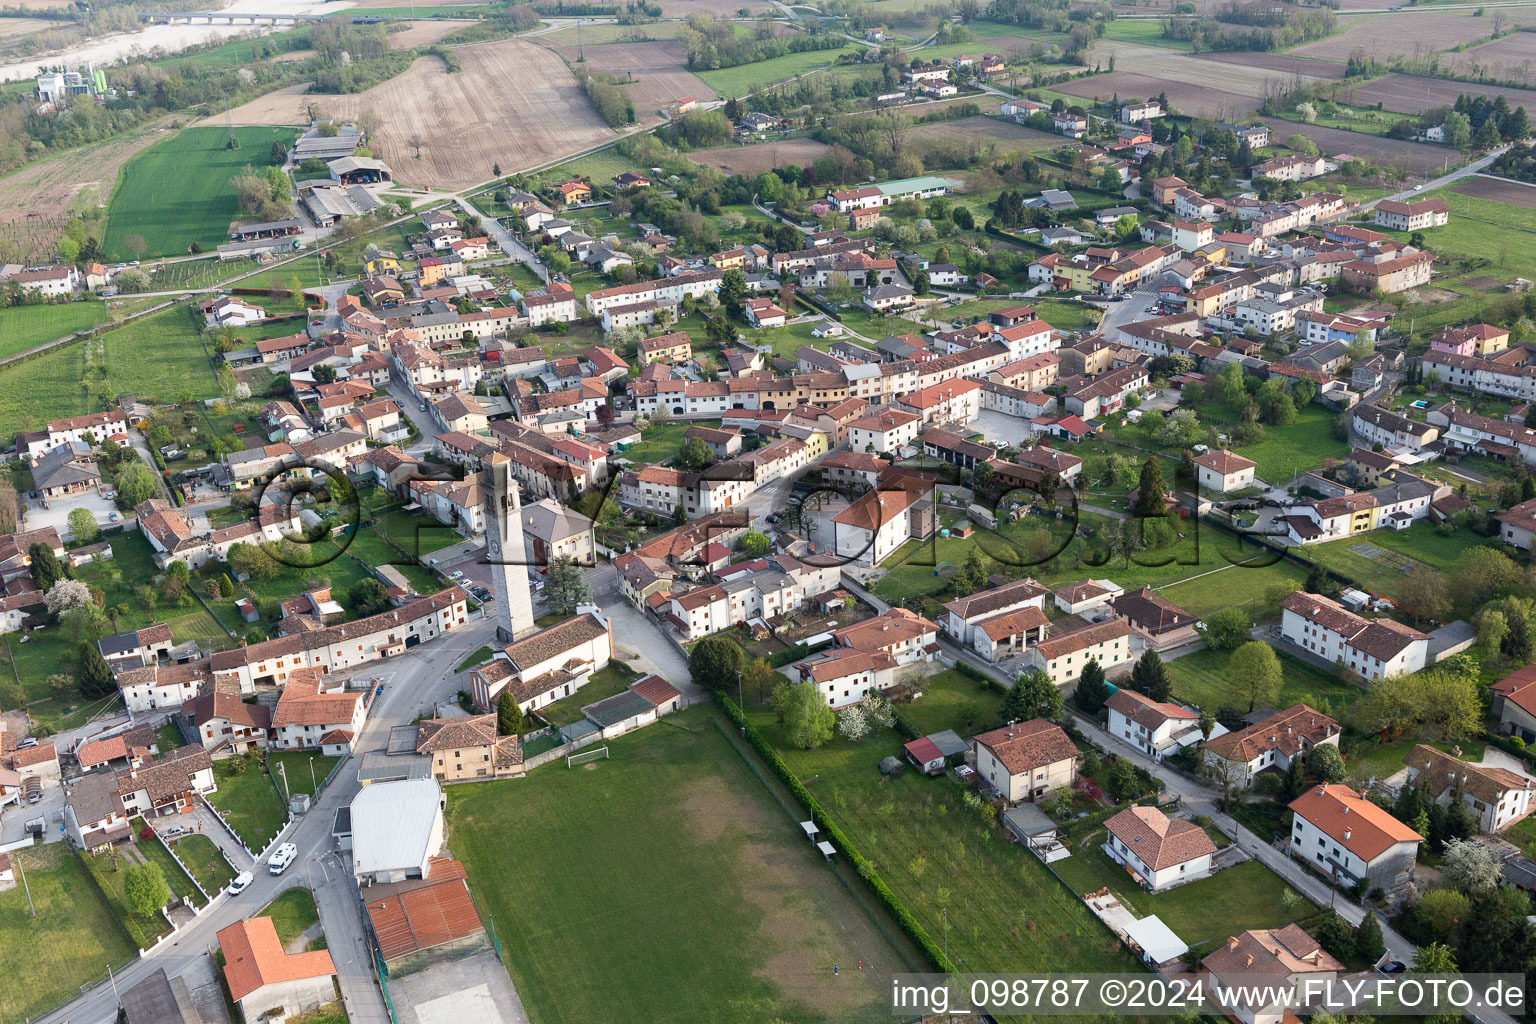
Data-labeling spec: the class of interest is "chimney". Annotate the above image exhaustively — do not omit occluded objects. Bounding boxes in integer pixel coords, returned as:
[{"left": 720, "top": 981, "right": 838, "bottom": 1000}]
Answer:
[
  {"left": 1244, "top": 954, "right": 1254, "bottom": 967},
  {"left": 1343, "top": 829, "right": 1352, "bottom": 841},
  {"left": 1228, "top": 937, "right": 1240, "bottom": 951}
]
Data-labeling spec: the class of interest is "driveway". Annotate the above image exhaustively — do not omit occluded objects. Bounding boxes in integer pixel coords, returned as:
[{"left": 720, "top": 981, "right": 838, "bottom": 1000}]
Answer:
[
  {"left": 586, "top": 562, "right": 696, "bottom": 697},
  {"left": 21, "top": 489, "right": 121, "bottom": 538}
]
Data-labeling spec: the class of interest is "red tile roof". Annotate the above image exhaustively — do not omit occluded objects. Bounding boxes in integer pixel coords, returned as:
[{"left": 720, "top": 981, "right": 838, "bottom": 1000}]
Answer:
[
  {"left": 973, "top": 719, "right": 1077, "bottom": 776},
  {"left": 1288, "top": 783, "right": 1421, "bottom": 862},
  {"left": 218, "top": 916, "right": 336, "bottom": 1002}
]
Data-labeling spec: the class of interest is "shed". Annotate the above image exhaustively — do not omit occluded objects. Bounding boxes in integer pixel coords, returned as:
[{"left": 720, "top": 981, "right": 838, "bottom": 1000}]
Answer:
[
  {"left": 903, "top": 737, "right": 946, "bottom": 775},
  {"left": 583, "top": 689, "right": 656, "bottom": 737},
  {"left": 1002, "top": 803, "right": 1068, "bottom": 863},
  {"left": 1122, "top": 914, "right": 1188, "bottom": 967},
  {"left": 927, "top": 729, "right": 969, "bottom": 760}
]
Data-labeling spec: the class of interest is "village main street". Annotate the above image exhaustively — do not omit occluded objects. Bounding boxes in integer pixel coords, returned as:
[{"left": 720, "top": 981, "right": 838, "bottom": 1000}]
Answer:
[{"left": 37, "top": 613, "right": 504, "bottom": 1024}]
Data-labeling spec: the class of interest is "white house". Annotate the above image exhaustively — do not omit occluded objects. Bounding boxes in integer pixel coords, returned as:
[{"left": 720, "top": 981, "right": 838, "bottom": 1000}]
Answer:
[
  {"left": 942, "top": 577, "right": 1050, "bottom": 644},
  {"left": 1402, "top": 744, "right": 1535, "bottom": 833},
  {"left": 1102, "top": 805, "right": 1216, "bottom": 891},
  {"left": 1203, "top": 926, "right": 1344, "bottom": 1024},
  {"left": 831, "top": 482, "right": 932, "bottom": 567},
  {"left": 1279, "top": 591, "right": 1428, "bottom": 682},
  {"left": 1104, "top": 688, "right": 1223, "bottom": 761},
  {"left": 270, "top": 667, "right": 366, "bottom": 752},
  {"left": 847, "top": 408, "right": 921, "bottom": 453},
  {"left": 468, "top": 611, "right": 613, "bottom": 713},
  {"left": 349, "top": 777, "right": 445, "bottom": 884},
  {"left": 1025, "top": 620, "right": 1132, "bottom": 685},
  {"left": 1192, "top": 449, "right": 1258, "bottom": 492},
  {"left": 796, "top": 648, "right": 897, "bottom": 708},
  {"left": 1288, "top": 783, "right": 1421, "bottom": 891},
  {"left": 1202, "top": 704, "right": 1340, "bottom": 789}
]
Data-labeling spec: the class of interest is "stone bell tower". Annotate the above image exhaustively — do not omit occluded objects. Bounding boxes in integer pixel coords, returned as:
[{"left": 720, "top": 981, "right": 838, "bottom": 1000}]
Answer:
[{"left": 482, "top": 452, "right": 537, "bottom": 643}]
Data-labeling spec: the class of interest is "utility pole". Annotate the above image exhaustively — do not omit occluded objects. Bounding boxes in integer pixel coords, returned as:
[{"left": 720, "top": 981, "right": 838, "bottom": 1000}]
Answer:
[
  {"left": 309, "top": 756, "right": 317, "bottom": 795},
  {"left": 277, "top": 761, "right": 290, "bottom": 805},
  {"left": 107, "top": 961, "right": 121, "bottom": 1008},
  {"left": 16, "top": 852, "right": 33, "bottom": 917}
]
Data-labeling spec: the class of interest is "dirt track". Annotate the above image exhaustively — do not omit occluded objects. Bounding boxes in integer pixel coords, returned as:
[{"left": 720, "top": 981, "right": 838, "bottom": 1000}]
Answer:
[{"left": 207, "top": 39, "right": 614, "bottom": 187}]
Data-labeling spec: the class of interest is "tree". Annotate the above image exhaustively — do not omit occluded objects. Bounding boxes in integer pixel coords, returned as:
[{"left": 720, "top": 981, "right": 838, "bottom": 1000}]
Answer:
[
  {"left": 1312, "top": 911, "right": 1355, "bottom": 962},
  {"left": 953, "top": 548, "right": 987, "bottom": 596},
  {"left": 1198, "top": 708, "right": 1216, "bottom": 740},
  {"left": 1412, "top": 940, "right": 1459, "bottom": 973},
  {"left": 1399, "top": 569, "right": 1452, "bottom": 623},
  {"left": 543, "top": 555, "right": 592, "bottom": 617},
  {"left": 1441, "top": 838, "right": 1503, "bottom": 891},
  {"left": 349, "top": 578, "right": 390, "bottom": 618},
  {"left": 738, "top": 530, "right": 770, "bottom": 557},
  {"left": 1074, "top": 658, "right": 1109, "bottom": 714},
  {"left": 1098, "top": 165, "right": 1123, "bottom": 191},
  {"left": 1003, "top": 668, "right": 1063, "bottom": 722},
  {"left": 228, "top": 543, "right": 277, "bottom": 582},
  {"left": 1282, "top": 755, "right": 1308, "bottom": 802},
  {"left": 67, "top": 507, "right": 98, "bottom": 544},
  {"left": 1129, "top": 650, "right": 1170, "bottom": 701},
  {"left": 79, "top": 643, "right": 114, "bottom": 697},
  {"left": 836, "top": 701, "right": 870, "bottom": 741},
  {"left": 1133, "top": 457, "right": 1168, "bottom": 518},
  {"left": 44, "top": 579, "right": 92, "bottom": 617},
  {"left": 783, "top": 681, "right": 835, "bottom": 749},
  {"left": 1475, "top": 115, "right": 1501, "bottom": 149},
  {"left": 1444, "top": 110, "right": 1472, "bottom": 147},
  {"left": 1198, "top": 606, "right": 1251, "bottom": 650},
  {"left": 1229, "top": 641, "right": 1282, "bottom": 712},
  {"left": 114, "top": 462, "right": 159, "bottom": 508},
  {"left": 1219, "top": 360, "right": 1247, "bottom": 404},
  {"left": 1106, "top": 758, "right": 1139, "bottom": 802},
  {"left": 689, "top": 635, "right": 744, "bottom": 691},
  {"left": 29, "top": 542, "right": 65, "bottom": 591},
  {"left": 719, "top": 267, "right": 747, "bottom": 317},
  {"left": 497, "top": 691, "right": 524, "bottom": 737},
  {"left": 1306, "top": 743, "right": 1348, "bottom": 783},
  {"left": 123, "top": 863, "right": 170, "bottom": 918},
  {"left": 681, "top": 437, "right": 711, "bottom": 470}
]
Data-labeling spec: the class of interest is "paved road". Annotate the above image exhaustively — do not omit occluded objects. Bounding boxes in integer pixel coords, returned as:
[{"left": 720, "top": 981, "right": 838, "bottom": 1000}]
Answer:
[
  {"left": 454, "top": 194, "right": 549, "bottom": 287},
  {"left": 1364, "top": 145, "right": 1509, "bottom": 206},
  {"left": 38, "top": 614, "right": 504, "bottom": 1024}
]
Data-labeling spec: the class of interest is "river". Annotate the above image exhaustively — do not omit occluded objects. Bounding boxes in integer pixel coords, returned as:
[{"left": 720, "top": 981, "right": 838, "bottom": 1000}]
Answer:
[{"left": 0, "top": 0, "right": 356, "bottom": 83}]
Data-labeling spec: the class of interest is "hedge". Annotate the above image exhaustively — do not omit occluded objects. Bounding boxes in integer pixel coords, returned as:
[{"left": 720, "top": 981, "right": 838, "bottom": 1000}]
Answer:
[
  {"left": 768, "top": 643, "right": 811, "bottom": 668},
  {"left": 714, "top": 691, "right": 956, "bottom": 973}
]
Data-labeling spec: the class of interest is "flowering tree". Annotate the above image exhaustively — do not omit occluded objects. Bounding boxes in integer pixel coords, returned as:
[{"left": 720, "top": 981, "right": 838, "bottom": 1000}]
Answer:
[
  {"left": 836, "top": 702, "right": 869, "bottom": 741},
  {"left": 44, "top": 578, "right": 93, "bottom": 617}
]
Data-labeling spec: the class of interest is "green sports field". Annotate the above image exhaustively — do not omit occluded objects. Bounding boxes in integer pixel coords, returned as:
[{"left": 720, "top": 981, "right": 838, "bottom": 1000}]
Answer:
[
  {"left": 448, "top": 708, "right": 909, "bottom": 1024},
  {"left": 103, "top": 126, "right": 300, "bottom": 261}
]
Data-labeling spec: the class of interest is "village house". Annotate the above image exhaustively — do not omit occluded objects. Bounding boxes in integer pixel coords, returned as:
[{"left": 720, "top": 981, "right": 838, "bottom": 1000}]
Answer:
[
  {"left": 1279, "top": 591, "right": 1428, "bottom": 680},
  {"left": 1103, "top": 805, "right": 1217, "bottom": 891},
  {"left": 971, "top": 719, "right": 1078, "bottom": 804},
  {"left": 468, "top": 611, "right": 613, "bottom": 713},
  {"left": 271, "top": 667, "right": 366, "bottom": 753},
  {"left": 1192, "top": 449, "right": 1258, "bottom": 493},
  {"left": 1202, "top": 704, "right": 1340, "bottom": 789},
  {"left": 1288, "top": 783, "right": 1421, "bottom": 891},
  {"left": 1493, "top": 664, "right": 1536, "bottom": 742},
  {"left": 1105, "top": 688, "right": 1219, "bottom": 761},
  {"left": 411, "top": 713, "right": 521, "bottom": 781},
  {"left": 218, "top": 917, "right": 338, "bottom": 1021},
  {"left": 1401, "top": 743, "right": 1534, "bottom": 833},
  {"left": 1373, "top": 197, "right": 1449, "bottom": 232},
  {"left": 1024, "top": 620, "right": 1133, "bottom": 684},
  {"left": 1202, "top": 926, "right": 1343, "bottom": 1024}
]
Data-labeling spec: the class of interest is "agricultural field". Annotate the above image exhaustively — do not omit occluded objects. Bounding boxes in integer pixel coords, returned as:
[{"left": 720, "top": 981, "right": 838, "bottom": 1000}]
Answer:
[
  {"left": 694, "top": 44, "right": 859, "bottom": 97},
  {"left": 1382, "top": 184, "right": 1536, "bottom": 268},
  {"left": 1433, "top": 29, "right": 1536, "bottom": 80},
  {"left": 1344, "top": 72, "right": 1536, "bottom": 115},
  {"left": 687, "top": 138, "right": 831, "bottom": 175},
  {"left": 538, "top": 21, "right": 691, "bottom": 46},
  {"left": 448, "top": 709, "right": 909, "bottom": 1024},
  {"left": 1192, "top": 50, "right": 1348, "bottom": 79},
  {"left": 387, "top": 19, "right": 478, "bottom": 48},
  {"left": 0, "top": 117, "right": 177, "bottom": 264},
  {"left": 0, "top": 844, "right": 138, "bottom": 1024},
  {"left": 218, "top": 40, "right": 613, "bottom": 189},
  {"left": 1258, "top": 118, "right": 1452, "bottom": 175},
  {"left": 96, "top": 303, "right": 220, "bottom": 402},
  {"left": 0, "top": 300, "right": 108, "bottom": 360},
  {"left": 1165, "top": 646, "right": 1365, "bottom": 720},
  {"left": 0, "top": 336, "right": 89, "bottom": 438},
  {"left": 1287, "top": 11, "right": 1501, "bottom": 63},
  {"left": 656, "top": 0, "right": 773, "bottom": 16},
  {"left": 102, "top": 126, "right": 298, "bottom": 261},
  {"left": 1453, "top": 174, "right": 1536, "bottom": 208},
  {"left": 906, "top": 115, "right": 1064, "bottom": 159},
  {"left": 539, "top": 38, "right": 718, "bottom": 122}
]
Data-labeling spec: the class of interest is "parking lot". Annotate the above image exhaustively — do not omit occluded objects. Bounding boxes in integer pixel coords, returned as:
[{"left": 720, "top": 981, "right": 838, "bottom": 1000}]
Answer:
[{"left": 22, "top": 489, "right": 121, "bottom": 539}]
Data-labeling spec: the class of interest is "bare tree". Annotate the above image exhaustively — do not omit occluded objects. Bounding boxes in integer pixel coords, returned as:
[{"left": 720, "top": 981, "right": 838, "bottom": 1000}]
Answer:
[{"left": 407, "top": 133, "right": 425, "bottom": 159}]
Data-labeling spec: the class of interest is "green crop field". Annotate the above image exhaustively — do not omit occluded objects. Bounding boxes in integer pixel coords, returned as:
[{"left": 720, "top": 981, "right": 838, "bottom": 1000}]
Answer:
[
  {"left": 98, "top": 303, "right": 220, "bottom": 402},
  {"left": 0, "top": 340, "right": 90, "bottom": 439},
  {"left": 695, "top": 45, "right": 859, "bottom": 96},
  {"left": 103, "top": 126, "right": 300, "bottom": 261},
  {"left": 448, "top": 708, "right": 909, "bottom": 1024},
  {"left": 0, "top": 301, "right": 108, "bottom": 360}
]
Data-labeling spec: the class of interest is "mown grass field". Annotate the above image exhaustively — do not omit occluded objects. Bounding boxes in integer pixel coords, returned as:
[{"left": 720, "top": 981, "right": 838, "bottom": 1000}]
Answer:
[
  {"left": 173, "top": 834, "right": 238, "bottom": 896},
  {"left": 0, "top": 844, "right": 138, "bottom": 1023},
  {"left": 207, "top": 758, "right": 288, "bottom": 851},
  {"left": 695, "top": 45, "right": 859, "bottom": 96},
  {"left": 447, "top": 708, "right": 907, "bottom": 1024},
  {"left": 744, "top": 704, "right": 1148, "bottom": 984},
  {"left": 104, "top": 126, "right": 299, "bottom": 260},
  {"left": 84, "top": 832, "right": 201, "bottom": 947},
  {"left": 1232, "top": 403, "right": 1349, "bottom": 484},
  {"left": 0, "top": 338, "right": 89, "bottom": 438},
  {"left": 1301, "top": 523, "right": 1495, "bottom": 601},
  {"left": 1166, "top": 646, "right": 1363, "bottom": 719},
  {"left": 0, "top": 301, "right": 108, "bottom": 359}
]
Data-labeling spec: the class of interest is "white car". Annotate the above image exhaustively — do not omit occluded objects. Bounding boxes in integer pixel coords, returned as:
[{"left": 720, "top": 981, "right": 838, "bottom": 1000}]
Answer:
[
  {"left": 268, "top": 842, "right": 298, "bottom": 875},
  {"left": 449, "top": 570, "right": 465, "bottom": 580},
  {"left": 227, "top": 870, "right": 254, "bottom": 895}
]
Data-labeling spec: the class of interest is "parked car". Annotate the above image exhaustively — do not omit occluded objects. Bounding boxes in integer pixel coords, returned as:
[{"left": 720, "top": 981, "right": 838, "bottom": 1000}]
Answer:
[
  {"left": 108, "top": 512, "right": 120, "bottom": 522},
  {"left": 1376, "top": 961, "right": 1407, "bottom": 975},
  {"left": 449, "top": 570, "right": 465, "bottom": 580},
  {"left": 160, "top": 825, "right": 187, "bottom": 839},
  {"left": 227, "top": 871, "right": 254, "bottom": 895},
  {"left": 268, "top": 842, "right": 298, "bottom": 875}
]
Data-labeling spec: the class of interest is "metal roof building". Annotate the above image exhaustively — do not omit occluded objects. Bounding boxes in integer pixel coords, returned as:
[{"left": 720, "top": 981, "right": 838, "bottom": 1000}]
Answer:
[{"left": 350, "top": 778, "right": 445, "bottom": 885}]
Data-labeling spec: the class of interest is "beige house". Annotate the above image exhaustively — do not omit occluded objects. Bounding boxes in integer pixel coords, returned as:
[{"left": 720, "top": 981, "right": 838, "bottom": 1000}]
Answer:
[
  {"left": 1493, "top": 664, "right": 1536, "bottom": 743},
  {"left": 1024, "top": 620, "right": 1132, "bottom": 685},
  {"left": 219, "top": 917, "right": 337, "bottom": 1021},
  {"left": 1402, "top": 744, "right": 1534, "bottom": 833},
  {"left": 971, "top": 719, "right": 1078, "bottom": 804},
  {"left": 1202, "top": 925, "right": 1343, "bottom": 1024},
  {"left": 411, "top": 714, "right": 522, "bottom": 781}
]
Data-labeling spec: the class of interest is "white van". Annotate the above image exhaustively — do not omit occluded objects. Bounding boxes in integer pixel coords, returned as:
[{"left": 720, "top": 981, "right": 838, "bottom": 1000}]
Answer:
[{"left": 268, "top": 842, "right": 298, "bottom": 876}]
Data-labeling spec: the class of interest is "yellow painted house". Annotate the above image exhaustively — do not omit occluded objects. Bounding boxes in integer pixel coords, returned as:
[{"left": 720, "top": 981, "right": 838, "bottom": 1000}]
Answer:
[{"left": 365, "top": 255, "right": 400, "bottom": 275}]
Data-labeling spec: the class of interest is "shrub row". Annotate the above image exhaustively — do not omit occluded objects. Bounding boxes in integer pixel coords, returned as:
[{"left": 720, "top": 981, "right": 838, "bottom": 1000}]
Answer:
[
  {"left": 714, "top": 690, "right": 956, "bottom": 973},
  {"left": 767, "top": 643, "right": 811, "bottom": 668}
]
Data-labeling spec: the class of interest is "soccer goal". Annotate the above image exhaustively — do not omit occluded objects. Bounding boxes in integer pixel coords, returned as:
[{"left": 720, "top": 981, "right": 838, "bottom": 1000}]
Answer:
[{"left": 567, "top": 746, "right": 609, "bottom": 768}]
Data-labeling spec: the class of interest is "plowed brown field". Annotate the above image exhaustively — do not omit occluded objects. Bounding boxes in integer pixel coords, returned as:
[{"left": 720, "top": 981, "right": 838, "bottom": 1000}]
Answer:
[
  {"left": 542, "top": 38, "right": 717, "bottom": 122},
  {"left": 204, "top": 39, "right": 613, "bottom": 187}
]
